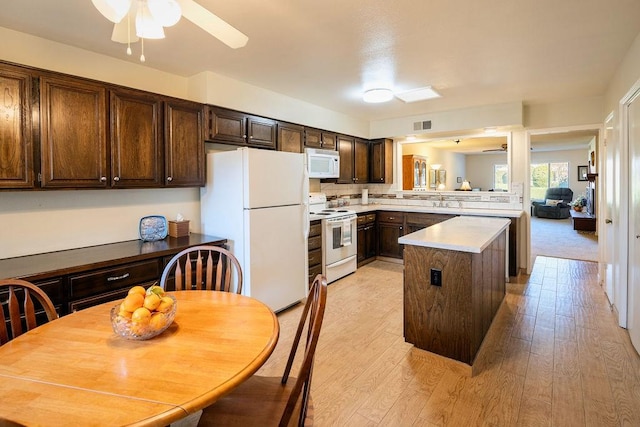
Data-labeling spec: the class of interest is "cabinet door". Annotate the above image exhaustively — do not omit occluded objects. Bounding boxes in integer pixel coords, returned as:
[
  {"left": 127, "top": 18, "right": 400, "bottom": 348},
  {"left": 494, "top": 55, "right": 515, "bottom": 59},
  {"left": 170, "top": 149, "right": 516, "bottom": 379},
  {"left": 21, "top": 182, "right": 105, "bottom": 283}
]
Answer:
[
  {"left": 110, "top": 88, "right": 163, "bottom": 187},
  {"left": 40, "top": 75, "right": 108, "bottom": 188},
  {"left": 378, "top": 222, "right": 404, "bottom": 259},
  {"left": 321, "top": 132, "right": 337, "bottom": 150},
  {"left": 304, "top": 128, "right": 322, "bottom": 149},
  {"left": 337, "top": 135, "right": 354, "bottom": 183},
  {"left": 0, "top": 65, "right": 34, "bottom": 189},
  {"left": 277, "top": 122, "right": 304, "bottom": 153},
  {"left": 207, "top": 107, "right": 247, "bottom": 145},
  {"left": 247, "top": 116, "right": 276, "bottom": 149},
  {"left": 354, "top": 138, "right": 369, "bottom": 183},
  {"left": 370, "top": 138, "right": 392, "bottom": 183},
  {"left": 165, "top": 99, "right": 205, "bottom": 187}
]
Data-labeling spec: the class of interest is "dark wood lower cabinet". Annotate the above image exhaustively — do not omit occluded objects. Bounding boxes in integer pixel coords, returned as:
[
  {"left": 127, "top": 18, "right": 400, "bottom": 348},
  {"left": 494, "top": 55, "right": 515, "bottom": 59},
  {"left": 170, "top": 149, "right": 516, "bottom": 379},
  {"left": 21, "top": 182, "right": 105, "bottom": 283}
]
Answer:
[
  {"left": 377, "top": 212, "right": 405, "bottom": 259},
  {"left": 0, "top": 234, "right": 226, "bottom": 316},
  {"left": 357, "top": 213, "right": 377, "bottom": 266},
  {"left": 308, "top": 220, "right": 322, "bottom": 285}
]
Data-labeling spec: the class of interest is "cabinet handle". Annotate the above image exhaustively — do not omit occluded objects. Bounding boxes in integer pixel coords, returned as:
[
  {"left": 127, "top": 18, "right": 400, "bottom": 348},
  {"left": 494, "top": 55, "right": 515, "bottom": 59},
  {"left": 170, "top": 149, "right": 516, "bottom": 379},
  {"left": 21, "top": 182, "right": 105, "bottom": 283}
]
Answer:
[
  {"left": 389, "top": 217, "right": 394, "bottom": 220},
  {"left": 243, "top": 135, "right": 247, "bottom": 138},
  {"left": 249, "top": 135, "right": 253, "bottom": 139},
  {"left": 605, "top": 219, "right": 612, "bottom": 224},
  {"left": 400, "top": 226, "right": 403, "bottom": 230},
  {"left": 167, "top": 176, "right": 173, "bottom": 182},
  {"left": 107, "top": 273, "right": 130, "bottom": 282},
  {"left": 113, "top": 176, "right": 120, "bottom": 182},
  {"left": 100, "top": 176, "right": 107, "bottom": 182}
]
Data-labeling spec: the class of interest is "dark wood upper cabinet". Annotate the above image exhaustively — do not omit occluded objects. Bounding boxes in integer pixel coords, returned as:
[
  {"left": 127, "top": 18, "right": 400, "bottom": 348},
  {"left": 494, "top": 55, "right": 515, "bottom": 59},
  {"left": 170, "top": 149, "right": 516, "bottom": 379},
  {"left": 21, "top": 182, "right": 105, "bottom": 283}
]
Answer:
[
  {"left": 109, "top": 88, "right": 163, "bottom": 188},
  {"left": 354, "top": 138, "right": 369, "bottom": 183},
  {"left": 0, "top": 64, "right": 34, "bottom": 189},
  {"left": 370, "top": 138, "right": 393, "bottom": 183},
  {"left": 164, "top": 98, "right": 205, "bottom": 187},
  {"left": 277, "top": 121, "right": 304, "bottom": 153},
  {"left": 337, "top": 135, "right": 355, "bottom": 184},
  {"left": 304, "top": 128, "right": 336, "bottom": 150},
  {"left": 40, "top": 74, "right": 108, "bottom": 188},
  {"left": 247, "top": 116, "right": 277, "bottom": 149},
  {"left": 207, "top": 106, "right": 276, "bottom": 149}
]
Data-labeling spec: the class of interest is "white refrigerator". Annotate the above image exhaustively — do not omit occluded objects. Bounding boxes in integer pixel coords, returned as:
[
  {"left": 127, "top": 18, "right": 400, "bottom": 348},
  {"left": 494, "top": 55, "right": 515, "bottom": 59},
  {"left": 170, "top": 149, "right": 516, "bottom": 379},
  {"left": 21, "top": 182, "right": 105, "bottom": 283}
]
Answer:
[{"left": 200, "top": 148, "right": 309, "bottom": 312}]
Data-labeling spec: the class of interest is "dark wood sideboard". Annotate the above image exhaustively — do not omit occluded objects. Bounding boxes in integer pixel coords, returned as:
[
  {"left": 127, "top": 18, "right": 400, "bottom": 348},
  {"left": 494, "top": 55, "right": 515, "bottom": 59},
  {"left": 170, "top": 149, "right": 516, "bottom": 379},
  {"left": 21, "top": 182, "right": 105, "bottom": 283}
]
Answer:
[{"left": 0, "top": 234, "right": 226, "bottom": 316}]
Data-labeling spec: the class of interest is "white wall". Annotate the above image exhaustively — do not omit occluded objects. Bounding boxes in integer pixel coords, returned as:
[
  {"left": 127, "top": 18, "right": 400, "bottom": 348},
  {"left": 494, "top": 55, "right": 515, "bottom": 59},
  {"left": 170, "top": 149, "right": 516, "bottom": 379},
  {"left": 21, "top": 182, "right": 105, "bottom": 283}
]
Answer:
[{"left": 465, "top": 153, "right": 508, "bottom": 191}]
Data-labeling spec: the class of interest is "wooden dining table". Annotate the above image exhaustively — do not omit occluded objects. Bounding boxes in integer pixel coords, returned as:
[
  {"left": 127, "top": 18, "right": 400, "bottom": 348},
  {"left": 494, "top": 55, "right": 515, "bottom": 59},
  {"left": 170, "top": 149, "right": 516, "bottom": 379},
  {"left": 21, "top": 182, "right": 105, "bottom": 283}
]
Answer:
[{"left": 0, "top": 290, "right": 279, "bottom": 426}]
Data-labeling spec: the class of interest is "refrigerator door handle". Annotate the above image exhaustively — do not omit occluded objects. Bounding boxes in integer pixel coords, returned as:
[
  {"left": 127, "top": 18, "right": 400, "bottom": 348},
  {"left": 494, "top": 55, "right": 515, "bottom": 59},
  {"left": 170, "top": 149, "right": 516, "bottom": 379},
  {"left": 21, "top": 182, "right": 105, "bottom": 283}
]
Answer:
[{"left": 302, "top": 162, "right": 310, "bottom": 239}]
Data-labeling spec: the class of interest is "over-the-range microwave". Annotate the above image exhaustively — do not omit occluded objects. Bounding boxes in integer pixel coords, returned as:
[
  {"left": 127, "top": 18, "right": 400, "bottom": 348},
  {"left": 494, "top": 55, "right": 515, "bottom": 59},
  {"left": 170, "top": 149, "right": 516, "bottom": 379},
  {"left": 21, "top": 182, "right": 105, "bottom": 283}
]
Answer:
[{"left": 306, "top": 148, "right": 340, "bottom": 178}]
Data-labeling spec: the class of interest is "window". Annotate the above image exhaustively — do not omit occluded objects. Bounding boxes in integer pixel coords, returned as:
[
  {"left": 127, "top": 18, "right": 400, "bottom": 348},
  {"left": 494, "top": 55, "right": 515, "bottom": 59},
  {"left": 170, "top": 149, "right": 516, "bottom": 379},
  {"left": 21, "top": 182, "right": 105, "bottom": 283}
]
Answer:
[
  {"left": 494, "top": 164, "right": 508, "bottom": 191},
  {"left": 530, "top": 162, "right": 569, "bottom": 199}
]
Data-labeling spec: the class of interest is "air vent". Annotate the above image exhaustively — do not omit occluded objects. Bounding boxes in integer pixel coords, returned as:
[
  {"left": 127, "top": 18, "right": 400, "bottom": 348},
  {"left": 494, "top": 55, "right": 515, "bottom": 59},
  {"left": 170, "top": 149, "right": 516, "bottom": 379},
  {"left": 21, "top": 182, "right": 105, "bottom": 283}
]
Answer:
[{"left": 413, "top": 120, "right": 432, "bottom": 131}]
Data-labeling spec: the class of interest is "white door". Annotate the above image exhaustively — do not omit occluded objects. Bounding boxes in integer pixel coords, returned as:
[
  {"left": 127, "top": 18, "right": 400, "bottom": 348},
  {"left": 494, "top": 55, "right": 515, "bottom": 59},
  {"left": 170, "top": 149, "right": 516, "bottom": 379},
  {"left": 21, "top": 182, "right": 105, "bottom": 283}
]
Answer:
[
  {"left": 628, "top": 92, "right": 640, "bottom": 352},
  {"left": 244, "top": 204, "right": 307, "bottom": 312},
  {"left": 603, "top": 115, "right": 615, "bottom": 304}
]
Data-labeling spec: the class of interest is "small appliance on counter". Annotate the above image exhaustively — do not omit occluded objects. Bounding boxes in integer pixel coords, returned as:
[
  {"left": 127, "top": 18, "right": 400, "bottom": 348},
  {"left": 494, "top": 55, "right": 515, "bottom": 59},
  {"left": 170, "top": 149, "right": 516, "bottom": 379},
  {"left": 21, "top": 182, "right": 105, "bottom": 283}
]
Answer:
[{"left": 309, "top": 193, "right": 357, "bottom": 284}]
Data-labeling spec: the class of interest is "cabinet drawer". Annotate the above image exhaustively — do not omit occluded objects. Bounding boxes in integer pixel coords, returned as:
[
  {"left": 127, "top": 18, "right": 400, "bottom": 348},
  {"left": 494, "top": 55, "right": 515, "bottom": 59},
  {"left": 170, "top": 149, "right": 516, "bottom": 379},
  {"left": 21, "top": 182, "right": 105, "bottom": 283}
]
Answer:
[
  {"left": 69, "top": 260, "right": 161, "bottom": 300},
  {"left": 357, "top": 213, "right": 376, "bottom": 225},
  {"left": 308, "top": 235, "right": 322, "bottom": 251},
  {"left": 309, "top": 221, "right": 322, "bottom": 237},
  {"left": 377, "top": 211, "right": 404, "bottom": 224},
  {"left": 308, "top": 248, "right": 322, "bottom": 267},
  {"left": 69, "top": 287, "right": 134, "bottom": 313}
]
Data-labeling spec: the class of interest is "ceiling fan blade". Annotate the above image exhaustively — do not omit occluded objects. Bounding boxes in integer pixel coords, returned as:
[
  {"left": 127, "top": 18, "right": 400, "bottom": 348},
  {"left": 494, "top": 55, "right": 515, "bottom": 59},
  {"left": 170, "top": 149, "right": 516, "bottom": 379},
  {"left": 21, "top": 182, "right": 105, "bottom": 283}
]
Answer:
[{"left": 180, "top": 0, "right": 248, "bottom": 49}]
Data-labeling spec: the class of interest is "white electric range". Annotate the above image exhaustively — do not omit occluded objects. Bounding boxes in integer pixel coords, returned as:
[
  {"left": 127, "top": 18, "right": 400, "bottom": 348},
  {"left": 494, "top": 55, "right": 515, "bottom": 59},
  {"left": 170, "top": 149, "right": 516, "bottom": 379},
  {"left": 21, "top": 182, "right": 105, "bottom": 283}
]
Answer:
[{"left": 308, "top": 193, "right": 358, "bottom": 283}]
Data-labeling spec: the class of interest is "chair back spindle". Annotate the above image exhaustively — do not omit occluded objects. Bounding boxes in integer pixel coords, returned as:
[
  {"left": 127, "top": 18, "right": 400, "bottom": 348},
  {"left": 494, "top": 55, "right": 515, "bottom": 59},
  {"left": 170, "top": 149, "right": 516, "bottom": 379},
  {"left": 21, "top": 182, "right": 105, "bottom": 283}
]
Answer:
[
  {"left": 0, "top": 279, "right": 58, "bottom": 345},
  {"left": 159, "top": 245, "right": 243, "bottom": 294}
]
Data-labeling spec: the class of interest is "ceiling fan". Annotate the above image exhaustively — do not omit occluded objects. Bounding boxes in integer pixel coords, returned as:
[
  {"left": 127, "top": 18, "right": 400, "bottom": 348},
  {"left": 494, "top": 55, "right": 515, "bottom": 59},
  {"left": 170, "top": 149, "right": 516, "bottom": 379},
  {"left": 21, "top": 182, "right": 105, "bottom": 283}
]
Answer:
[
  {"left": 482, "top": 143, "right": 508, "bottom": 153},
  {"left": 92, "top": 0, "right": 248, "bottom": 61}
]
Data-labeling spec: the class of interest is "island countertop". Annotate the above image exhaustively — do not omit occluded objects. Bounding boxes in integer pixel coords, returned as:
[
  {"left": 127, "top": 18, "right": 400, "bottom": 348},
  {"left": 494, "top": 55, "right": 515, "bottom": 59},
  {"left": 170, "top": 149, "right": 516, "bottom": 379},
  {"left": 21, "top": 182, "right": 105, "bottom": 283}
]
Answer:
[{"left": 398, "top": 216, "right": 511, "bottom": 253}]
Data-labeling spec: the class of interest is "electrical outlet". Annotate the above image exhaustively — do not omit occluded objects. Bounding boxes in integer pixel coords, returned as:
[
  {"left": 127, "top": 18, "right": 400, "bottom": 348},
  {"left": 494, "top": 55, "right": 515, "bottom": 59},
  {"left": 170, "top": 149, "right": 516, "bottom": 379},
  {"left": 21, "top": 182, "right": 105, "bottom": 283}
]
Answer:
[{"left": 430, "top": 268, "right": 442, "bottom": 286}]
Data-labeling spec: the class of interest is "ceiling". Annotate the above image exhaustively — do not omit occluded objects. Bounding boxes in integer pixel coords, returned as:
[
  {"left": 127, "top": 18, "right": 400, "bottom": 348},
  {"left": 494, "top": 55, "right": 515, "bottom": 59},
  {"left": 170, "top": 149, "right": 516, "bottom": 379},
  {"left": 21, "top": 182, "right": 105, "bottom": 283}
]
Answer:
[{"left": 1, "top": 1, "right": 640, "bottom": 125}]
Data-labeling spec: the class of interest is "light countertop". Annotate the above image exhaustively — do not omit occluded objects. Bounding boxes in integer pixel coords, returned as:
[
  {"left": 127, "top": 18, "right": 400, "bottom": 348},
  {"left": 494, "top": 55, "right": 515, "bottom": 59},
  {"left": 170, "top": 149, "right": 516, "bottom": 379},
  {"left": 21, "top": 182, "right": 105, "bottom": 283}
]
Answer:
[
  {"left": 398, "top": 216, "right": 512, "bottom": 253},
  {"left": 348, "top": 203, "right": 523, "bottom": 218}
]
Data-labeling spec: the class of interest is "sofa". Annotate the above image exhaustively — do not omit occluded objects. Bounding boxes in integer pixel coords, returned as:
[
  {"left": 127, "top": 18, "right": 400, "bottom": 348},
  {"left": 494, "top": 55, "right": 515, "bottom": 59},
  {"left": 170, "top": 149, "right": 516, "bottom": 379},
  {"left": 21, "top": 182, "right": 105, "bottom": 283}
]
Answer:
[{"left": 532, "top": 188, "right": 573, "bottom": 219}]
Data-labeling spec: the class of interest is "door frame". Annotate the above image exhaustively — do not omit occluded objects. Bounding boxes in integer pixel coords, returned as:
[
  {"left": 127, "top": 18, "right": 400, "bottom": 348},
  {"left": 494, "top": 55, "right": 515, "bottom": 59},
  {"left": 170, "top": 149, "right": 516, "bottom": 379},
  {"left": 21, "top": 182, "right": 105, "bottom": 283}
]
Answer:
[{"left": 524, "top": 124, "right": 603, "bottom": 274}]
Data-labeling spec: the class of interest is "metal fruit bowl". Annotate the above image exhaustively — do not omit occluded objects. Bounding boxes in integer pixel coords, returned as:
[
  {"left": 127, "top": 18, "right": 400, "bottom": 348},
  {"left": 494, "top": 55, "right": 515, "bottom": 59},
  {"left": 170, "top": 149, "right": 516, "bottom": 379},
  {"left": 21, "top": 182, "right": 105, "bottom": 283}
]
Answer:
[{"left": 110, "top": 294, "right": 177, "bottom": 340}]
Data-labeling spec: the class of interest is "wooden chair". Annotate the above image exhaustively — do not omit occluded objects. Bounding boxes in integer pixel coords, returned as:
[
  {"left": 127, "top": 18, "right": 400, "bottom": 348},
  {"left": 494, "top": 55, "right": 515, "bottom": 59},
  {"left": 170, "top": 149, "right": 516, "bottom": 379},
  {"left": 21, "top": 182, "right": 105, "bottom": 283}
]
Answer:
[
  {"left": 198, "top": 274, "right": 328, "bottom": 427},
  {"left": 159, "top": 245, "right": 243, "bottom": 294},
  {"left": 0, "top": 279, "right": 58, "bottom": 345}
]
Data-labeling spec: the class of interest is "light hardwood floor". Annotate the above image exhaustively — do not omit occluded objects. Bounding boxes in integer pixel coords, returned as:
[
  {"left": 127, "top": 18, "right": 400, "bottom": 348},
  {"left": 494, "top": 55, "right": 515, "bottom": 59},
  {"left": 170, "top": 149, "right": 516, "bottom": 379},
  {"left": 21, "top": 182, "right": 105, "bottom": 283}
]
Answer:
[{"left": 258, "top": 257, "right": 640, "bottom": 426}]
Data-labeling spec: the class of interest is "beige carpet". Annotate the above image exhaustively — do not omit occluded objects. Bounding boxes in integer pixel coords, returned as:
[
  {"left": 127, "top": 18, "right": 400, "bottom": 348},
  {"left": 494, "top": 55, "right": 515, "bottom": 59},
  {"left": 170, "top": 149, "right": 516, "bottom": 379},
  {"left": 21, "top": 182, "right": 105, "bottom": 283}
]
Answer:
[{"left": 530, "top": 215, "right": 598, "bottom": 263}]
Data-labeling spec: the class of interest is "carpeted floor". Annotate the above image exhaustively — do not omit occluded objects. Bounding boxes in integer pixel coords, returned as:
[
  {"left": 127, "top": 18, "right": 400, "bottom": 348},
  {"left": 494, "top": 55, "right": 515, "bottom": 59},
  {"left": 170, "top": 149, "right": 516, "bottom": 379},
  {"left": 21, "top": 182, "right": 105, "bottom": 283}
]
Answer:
[{"left": 530, "top": 215, "right": 598, "bottom": 263}]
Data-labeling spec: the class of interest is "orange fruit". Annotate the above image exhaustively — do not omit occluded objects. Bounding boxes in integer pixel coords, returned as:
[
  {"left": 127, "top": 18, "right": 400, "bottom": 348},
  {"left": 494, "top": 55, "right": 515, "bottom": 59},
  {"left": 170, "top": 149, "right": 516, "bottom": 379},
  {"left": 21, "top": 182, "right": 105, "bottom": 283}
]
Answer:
[
  {"left": 146, "top": 285, "right": 165, "bottom": 297},
  {"left": 122, "top": 293, "right": 144, "bottom": 312},
  {"left": 157, "top": 296, "right": 174, "bottom": 313},
  {"left": 128, "top": 286, "right": 146, "bottom": 297},
  {"left": 149, "top": 312, "right": 167, "bottom": 331},
  {"left": 131, "top": 307, "right": 151, "bottom": 324},
  {"left": 118, "top": 304, "right": 133, "bottom": 319},
  {"left": 143, "top": 293, "right": 161, "bottom": 311}
]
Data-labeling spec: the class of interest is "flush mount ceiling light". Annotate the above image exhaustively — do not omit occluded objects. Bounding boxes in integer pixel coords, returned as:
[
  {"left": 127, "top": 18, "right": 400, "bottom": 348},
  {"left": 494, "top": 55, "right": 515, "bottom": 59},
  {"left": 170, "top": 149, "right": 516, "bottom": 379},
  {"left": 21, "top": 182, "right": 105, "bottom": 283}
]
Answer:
[
  {"left": 395, "top": 86, "right": 441, "bottom": 103},
  {"left": 92, "top": 0, "right": 248, "bottom": 62},
  {"left": 363, "top": 88, "right": 394, "bottom": 103}
]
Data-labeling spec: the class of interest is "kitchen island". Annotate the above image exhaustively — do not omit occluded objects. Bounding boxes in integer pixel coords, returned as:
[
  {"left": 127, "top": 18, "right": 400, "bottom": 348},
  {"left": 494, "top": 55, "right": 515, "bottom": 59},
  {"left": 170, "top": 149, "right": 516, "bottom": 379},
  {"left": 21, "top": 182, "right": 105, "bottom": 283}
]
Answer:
[{"left": 399, "top": 216, "right": 510, "bottom": 373}]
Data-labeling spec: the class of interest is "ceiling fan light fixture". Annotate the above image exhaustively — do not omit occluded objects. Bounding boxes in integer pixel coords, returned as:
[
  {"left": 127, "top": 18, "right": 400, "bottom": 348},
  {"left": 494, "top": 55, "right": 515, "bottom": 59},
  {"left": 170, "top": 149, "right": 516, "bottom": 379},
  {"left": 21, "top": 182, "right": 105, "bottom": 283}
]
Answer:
[
  {"left": 363, "top": 88, "right": 394, "bottom": 103},
  {"left": 136, "top": 1, "right": 166, "bottom": 39},
  {"left": 92, "top": 0, "right": 132, "bottom": 23},
  {"left": 147, "top": 0, "right": 182, "bottom": 27}
]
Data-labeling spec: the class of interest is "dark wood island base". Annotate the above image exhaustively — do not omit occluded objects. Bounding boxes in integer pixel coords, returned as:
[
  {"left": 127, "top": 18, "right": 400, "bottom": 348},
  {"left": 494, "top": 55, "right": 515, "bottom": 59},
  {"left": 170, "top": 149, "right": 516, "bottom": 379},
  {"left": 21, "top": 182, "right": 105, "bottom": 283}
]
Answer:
[{"left": 401, "top": 218, "right": 509, "bottom": 375}]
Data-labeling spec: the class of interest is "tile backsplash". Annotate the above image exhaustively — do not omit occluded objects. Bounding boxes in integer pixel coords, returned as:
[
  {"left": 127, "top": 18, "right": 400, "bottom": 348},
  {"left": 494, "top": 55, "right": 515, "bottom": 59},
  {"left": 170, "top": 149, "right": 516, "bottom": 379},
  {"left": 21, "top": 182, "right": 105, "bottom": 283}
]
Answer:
[{"left": 319, "top": 182, "right": 523, "bottom": 211}]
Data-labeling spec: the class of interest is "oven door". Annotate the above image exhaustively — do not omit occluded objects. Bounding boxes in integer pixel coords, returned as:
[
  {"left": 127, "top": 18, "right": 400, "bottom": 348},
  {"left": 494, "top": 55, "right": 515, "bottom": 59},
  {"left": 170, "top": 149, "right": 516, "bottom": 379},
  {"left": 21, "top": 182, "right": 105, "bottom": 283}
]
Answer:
[{"left": 324, "top": 216, "right": 357, "bottom": 265}]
